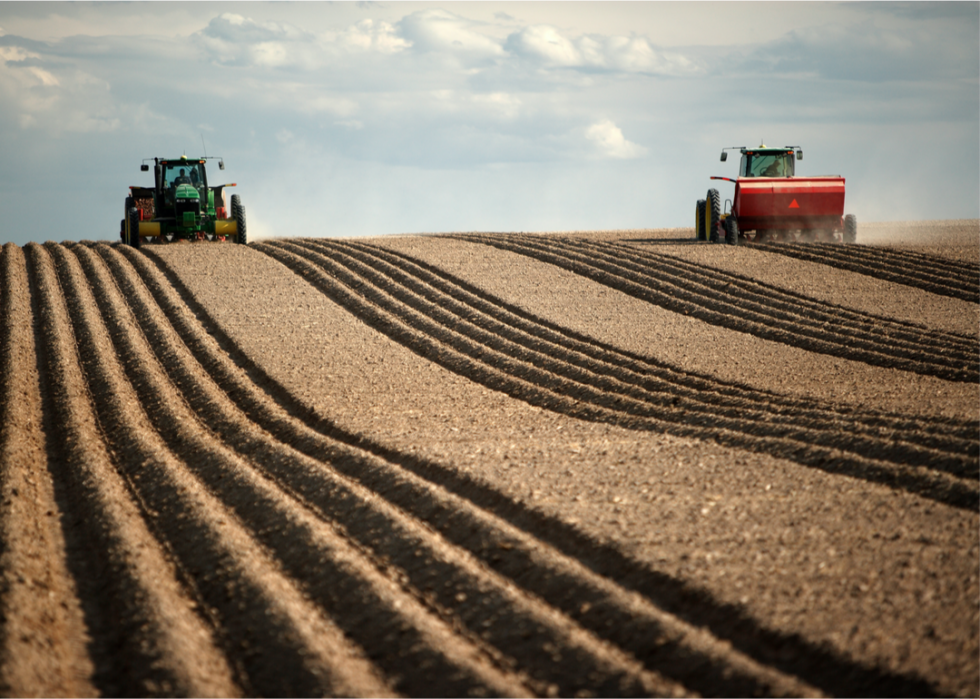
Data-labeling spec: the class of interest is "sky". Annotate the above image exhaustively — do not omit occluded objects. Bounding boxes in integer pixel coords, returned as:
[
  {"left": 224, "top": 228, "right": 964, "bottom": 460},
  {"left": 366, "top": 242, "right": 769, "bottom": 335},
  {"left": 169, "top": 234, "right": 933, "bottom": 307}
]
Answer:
[{"left": 0, "top": 1, "right": 977, "bottom": 246}]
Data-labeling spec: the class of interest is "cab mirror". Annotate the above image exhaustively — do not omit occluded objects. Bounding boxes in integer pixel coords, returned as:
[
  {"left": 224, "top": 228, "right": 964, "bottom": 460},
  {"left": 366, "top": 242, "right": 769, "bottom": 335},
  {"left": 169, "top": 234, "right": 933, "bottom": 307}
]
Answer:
[
  {"left": 141, "top": 164, "right": 149, "bottom": 171},
  {"left": 218, "top": 160, "right": 225, "bottom": 170},
  {"left": 720, "top": 151, "right": 728, "bottom": 162},
  {"left": 796, "top": 150, "right": 803, "bottom": 160}
]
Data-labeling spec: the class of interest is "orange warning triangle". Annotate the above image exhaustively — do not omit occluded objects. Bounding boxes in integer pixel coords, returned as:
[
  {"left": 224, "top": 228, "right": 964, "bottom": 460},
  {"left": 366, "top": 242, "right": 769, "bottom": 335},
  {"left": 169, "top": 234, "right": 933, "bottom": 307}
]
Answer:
[{"left": 788, "top": 199, "right": 800, "bottom": 208}]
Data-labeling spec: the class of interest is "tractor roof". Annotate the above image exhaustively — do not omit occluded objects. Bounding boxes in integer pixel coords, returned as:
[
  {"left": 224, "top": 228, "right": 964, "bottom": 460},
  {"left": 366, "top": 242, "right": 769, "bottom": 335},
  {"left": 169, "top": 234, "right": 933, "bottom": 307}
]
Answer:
[{"left": 743, "top": 146, "right": 795, "bottom": 154}]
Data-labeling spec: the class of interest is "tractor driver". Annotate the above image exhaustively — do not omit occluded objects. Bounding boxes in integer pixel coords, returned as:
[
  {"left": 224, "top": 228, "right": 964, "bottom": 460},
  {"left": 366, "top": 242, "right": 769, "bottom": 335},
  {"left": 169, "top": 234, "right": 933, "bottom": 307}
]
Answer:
[
  {"left": 762, "top": 157, "right": 784, "bottom": 176},
  {"left": 174, "top": 168, "right": 192, "bottom": 186},
  {"left": 761, "top": 154, "right": 793, "bottom": 177}
]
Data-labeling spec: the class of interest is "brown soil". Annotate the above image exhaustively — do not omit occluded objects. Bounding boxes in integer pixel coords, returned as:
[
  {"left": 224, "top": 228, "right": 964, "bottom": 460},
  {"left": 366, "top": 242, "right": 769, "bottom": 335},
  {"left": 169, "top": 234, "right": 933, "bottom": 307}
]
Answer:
[{"left": 0, "top": 220, "right": 976, "bottom": 697}]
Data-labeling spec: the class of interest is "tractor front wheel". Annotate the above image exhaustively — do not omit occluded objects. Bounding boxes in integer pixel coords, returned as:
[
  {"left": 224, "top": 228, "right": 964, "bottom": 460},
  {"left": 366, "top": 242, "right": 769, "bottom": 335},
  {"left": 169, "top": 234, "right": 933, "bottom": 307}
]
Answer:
[
  {"left": 235, "top": 200, "right": 247, "bottom": 245},
  {"left": 127, "top": 207, "right": 141, "bottom": 249},
  {"left": 725, "top": 216, "right": 739, "bottom": 246},
  {"left": 695, "top": 200, "right": 706, "bottom": 241},
  {"left": 706, "top": 189, "right": 721, "bottom": 243},
  {"left": 843, "top": 214, "right": 857, "bottom": 244}
]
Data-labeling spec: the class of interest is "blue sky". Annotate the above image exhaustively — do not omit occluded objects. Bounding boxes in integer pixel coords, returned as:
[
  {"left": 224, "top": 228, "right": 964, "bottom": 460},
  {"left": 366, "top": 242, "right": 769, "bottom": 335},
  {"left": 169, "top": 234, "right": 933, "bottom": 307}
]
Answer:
[{"left": 0, "top": 1, "right": 977, "bottom": 246}]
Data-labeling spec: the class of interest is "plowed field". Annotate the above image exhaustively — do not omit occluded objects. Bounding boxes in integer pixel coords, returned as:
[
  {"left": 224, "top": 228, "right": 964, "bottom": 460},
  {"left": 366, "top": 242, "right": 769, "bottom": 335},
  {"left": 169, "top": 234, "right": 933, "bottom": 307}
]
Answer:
[{"left": 1, "top": 220, "right": 977, "bottom": 697}]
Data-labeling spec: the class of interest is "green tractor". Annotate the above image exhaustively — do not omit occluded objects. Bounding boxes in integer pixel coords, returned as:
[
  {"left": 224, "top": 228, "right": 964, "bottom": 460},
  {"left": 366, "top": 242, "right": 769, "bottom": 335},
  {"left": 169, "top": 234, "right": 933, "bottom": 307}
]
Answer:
[{"left": 121, "top": 155, "right": 246, "bottom": 248}]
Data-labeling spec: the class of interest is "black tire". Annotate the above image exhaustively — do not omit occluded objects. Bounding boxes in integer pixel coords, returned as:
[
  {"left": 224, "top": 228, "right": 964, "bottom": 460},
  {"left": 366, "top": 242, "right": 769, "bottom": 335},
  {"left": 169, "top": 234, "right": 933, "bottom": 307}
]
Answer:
[
  {"left": 230, "top": 194, "right": 241, "bottom": 219},
  {"left": 695, "top": 200, "right": 706, "bottom": 241},
  {"left": 120, "top": 219, "right": 125, "bottom": 242},
  {"left": 706, "top": 189, "right": 721, "bottom": 243},
  {"left": 843, "top": 214, "right": 857, "bottom": 244},
  {"left": 725, "top": 215, "right": 739, "bottom": 246},
  {"left": 235, "top": 200, "right": 247, "bottom": 245},
  {"left": 123, "top": 196, "right": 134, "bottom": 244},
  {"left": 127, "top": 207, "right": 141, "bottom": 249}
]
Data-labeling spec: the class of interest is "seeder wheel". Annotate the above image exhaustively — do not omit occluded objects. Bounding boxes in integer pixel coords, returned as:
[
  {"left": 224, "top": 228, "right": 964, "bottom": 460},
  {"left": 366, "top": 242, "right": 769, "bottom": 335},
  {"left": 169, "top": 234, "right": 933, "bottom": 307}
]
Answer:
[
  {"left": 725, "top": 216, "right": 739, "bottom": 246},
  {"left": 843, "top": 214, "right": 857, "bottom": 244},
  {"left": 706, "top": 189, "right": 721, "bottom": 243}
]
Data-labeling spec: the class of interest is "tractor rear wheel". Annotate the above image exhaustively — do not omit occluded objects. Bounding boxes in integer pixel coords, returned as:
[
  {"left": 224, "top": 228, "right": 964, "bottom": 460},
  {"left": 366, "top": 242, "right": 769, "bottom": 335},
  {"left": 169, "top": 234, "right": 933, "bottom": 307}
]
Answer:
[
  {"left": 695, "top": 200, "right": 706, "bottom": 240},
  {"left": 127, "top": 207, "right": 141, "bottom": 249},
  {"left": 123, "top": 196, "right": 134, "bottom": 245},
  {"left": 725, "top": 216, "right": 739, "bottom": 246},
  {"left": 706, "top": 189, "right": 721, "bottom": 243},
  {"left": 843, "top": 214, "right": 857, "bottom": 244},
  {"left": 235, "top": 200, "right": 247, "bottom": 245}
]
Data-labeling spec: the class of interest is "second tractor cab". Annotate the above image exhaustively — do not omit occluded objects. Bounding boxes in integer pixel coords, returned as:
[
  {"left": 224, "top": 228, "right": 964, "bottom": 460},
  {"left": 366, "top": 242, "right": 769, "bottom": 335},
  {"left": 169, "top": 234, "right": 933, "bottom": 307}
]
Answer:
[
  {"left": 695, "top": 143, "right": 855, "bottom": 246},
  {"left": 121, "top": 155, "right": 246, "bottom": 248}
]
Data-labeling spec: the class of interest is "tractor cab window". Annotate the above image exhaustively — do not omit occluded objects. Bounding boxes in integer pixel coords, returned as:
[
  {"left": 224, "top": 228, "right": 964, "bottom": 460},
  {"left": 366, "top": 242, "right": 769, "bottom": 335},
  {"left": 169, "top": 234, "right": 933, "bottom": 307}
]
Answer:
[
  {"left": 163, "top": 163, "right": 205, "bottom": 190},
  {"left": 741, "top": 152, "right": 794, "bottom": 178}
]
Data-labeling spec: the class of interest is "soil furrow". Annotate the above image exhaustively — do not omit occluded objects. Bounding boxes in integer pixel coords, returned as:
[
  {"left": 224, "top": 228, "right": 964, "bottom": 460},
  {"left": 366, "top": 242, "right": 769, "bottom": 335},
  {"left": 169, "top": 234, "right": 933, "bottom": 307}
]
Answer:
[
  {"left": 140, "top": 241, "right": 948, "bottom": 698},
  {"left": 90, "top": 243, "right": 614, "bottom": 698},
  {"left": 751, "top": 242, "right": 979, "bottom": 303},
  {"left": 53, "top": 243, "right": 395, "bottom": 698},
  {"left": 0, "top": 244, "right": 95, "bottom": 697},
  {"left": 449, "top": 233, "right": 977, "bottom": 383},
  {"left": 310, "top": 238, "right": 976, "bottom": 468},
  {"left": 103, "top": 244, "right": 700, "bottom": 699},
  {"left": 23, "top": 242, "right": 240, "bottom": 698},
  {"left": 597, "top": 239, "right": 975, "bottom": 352},
  {"left": 785, "top": 242, "right": 978, "bottom": 282},
  {"left": 123, "top": 244, "right": 841, "bottom": 698},
  {"left": 523, "top": 235, "right": 978, "bottom": 370},
  {"left": 774, "top": 241, "right": 977, "bottom": 283},
  {"left": 356, "top": 239, "right": 977, "bottom": 443},
  {"left": 255, "top": 241, "right": 977, "bottom": 510}
]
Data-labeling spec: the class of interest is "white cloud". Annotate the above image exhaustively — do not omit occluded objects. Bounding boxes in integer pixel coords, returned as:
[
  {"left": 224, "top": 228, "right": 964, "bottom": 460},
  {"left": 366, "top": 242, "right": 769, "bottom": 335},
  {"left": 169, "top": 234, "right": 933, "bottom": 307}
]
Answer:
[
  {"left": 0, "top": 45, "right": 38, "bottom": 62},
  {"left": 340, "top": 19, "right": 410, "bottom": 54},
  {"left": 197, "top": 13, "right": 319, "bottom": 68},
  {"left": 203, "top": 13, "right": 312, "bottom": 44},
  {"left": 27, "top": 65, "right": 59, "bottom": 86},
  {"left": 396, "top": 9, "right": 504, "bottom": 62},
  {"left": 506, "top": 25, "right": 579, "bottom": 66},
  {"left": 585, "top": 119, "right": 646, "bottom": 159},
  {"left": 505, "top": 25, "right": 699, "bottom": 76}
]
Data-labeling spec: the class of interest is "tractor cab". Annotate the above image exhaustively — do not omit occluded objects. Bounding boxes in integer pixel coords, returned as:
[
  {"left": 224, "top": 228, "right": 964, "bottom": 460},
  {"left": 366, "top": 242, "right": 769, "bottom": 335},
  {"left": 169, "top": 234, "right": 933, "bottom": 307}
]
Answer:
[
  {"left": 162, "top": 159, "right": 206, "bottom": 191},
  {"left": 721, "top": 145, "right": 802, "bottom": 178}
]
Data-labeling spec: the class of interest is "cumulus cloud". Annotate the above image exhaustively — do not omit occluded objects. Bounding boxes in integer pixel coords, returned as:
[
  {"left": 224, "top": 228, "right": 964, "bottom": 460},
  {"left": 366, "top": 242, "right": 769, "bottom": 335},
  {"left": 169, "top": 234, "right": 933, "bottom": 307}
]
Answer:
[
  {"left": 396, "top": 9, "right": 504, "bottom": 62},
  {"left": 340, "top": 19, "right": 410, "bottom": 53},
  {"left": 506, "top": 25, "right": 579, "bottom": 67},
  {"left": 197, "top": 13, "right": 319, "bottom": 68},
  {"left": 585, "top": 119, "right": 646, "bottom": 159},
  {"left": 0, "top": 45, "right": 39, "bottom": 63},
  {"left": 202, "top": 12, "right": 312, "bottom": 44},
  {"left": 505, "top": 25, "right": 698, "bottom": 75}
]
